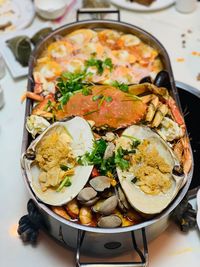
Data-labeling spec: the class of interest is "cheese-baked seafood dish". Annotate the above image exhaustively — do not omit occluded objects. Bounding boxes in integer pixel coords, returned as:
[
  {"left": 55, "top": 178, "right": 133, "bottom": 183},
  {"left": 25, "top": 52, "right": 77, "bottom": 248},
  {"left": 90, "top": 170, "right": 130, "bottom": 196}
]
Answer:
[
  {"left": 23, "top": 28, "right": 163, "bottom": 102},
  {"left": 22, "top": 28, "right": 192, "bottom": 229}
]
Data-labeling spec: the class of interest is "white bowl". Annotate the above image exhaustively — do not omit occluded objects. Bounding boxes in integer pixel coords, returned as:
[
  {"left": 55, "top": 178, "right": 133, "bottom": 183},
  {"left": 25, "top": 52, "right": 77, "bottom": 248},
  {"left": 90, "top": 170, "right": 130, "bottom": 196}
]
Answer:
[{"left": 34, "top": 0, "right": 69, "bottom": 20}]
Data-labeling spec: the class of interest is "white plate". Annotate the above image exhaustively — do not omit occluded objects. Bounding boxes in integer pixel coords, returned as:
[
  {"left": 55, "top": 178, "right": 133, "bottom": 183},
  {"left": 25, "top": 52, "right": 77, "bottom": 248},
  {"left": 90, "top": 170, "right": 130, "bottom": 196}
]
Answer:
[
  {"left": 0, "top": 23, "right": 51, "bottom": 78},
  {"left": 111, "top": 0, "right": 175, "bottom": 12},
  {"left": 0, "top": 0, "right": 35, "bottom": 35}
]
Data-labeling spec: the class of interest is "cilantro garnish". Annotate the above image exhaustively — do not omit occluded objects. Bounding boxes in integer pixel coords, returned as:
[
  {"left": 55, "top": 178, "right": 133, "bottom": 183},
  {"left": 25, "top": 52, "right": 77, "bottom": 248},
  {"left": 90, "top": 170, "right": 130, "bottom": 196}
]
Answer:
[
  {"left": 82, "top": 86, "right": 92, "bottom": 96},
  {"left": 122, "top": 135, "right": 141, "bottom": 148},
  {"left": 78, "top": 140, "right": 133, "bottom": 174},
  {"left": 56, "top": 176, "right": 72, "bottom": 192},
  {"left": 114, "top": 147, "right": 130, "bottom": 171},
  {"left": 43, "top": 99, "right": 56, "bottom": 121},
  {"left": 105, "top": 96, "right": 113, "bottom": 103},
  {"left": 85, "top": 57, "right": 113, "bottom": 75},
  {"left": 131, "top": 177, "right": 138, "bottom": 184},
  {"left": 83, "top": 110, "right": 99, "bottom": 116},
  {"left": 112, "top": 81, "right": 129, "bottom": 92},
  {"left": 56, "top": 71, "right": 91, "bottom": 108},
  {"left": 60, "top": 164, "right": 69, "bottom": 171},
  {"left": 92, "top": 94, "right": 103, "bottom": 101},
  {"left": 78, "top": 139, "right": 115, "bottom": 175},
  {"left": 92, "top": 94, "right": 112, "bottom": 107}
]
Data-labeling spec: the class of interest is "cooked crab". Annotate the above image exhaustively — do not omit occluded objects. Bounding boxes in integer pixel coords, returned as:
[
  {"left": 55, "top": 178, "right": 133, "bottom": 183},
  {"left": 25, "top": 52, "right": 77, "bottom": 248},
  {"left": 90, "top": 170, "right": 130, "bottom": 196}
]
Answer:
[{"left": 32, "top": 85, "right": 147, "bottom": 129}]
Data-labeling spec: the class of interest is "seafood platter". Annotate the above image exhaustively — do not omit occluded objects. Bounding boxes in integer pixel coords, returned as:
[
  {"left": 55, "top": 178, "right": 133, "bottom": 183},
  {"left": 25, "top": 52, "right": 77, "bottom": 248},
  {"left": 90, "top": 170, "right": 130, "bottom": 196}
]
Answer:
[{"left": 20, "top": 17, "right": 193, "bottom": 262}]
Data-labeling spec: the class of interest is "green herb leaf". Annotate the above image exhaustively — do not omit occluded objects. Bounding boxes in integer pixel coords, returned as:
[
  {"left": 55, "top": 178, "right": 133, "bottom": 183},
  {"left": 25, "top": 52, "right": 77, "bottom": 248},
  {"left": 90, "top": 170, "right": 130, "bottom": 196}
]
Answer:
[
  {"left": 60, "top": 164, "right": 69, "bottom": 171},
  {"left": 122, "top": 135, "right": 141, "bottom": 148},
  {"left": 131, "top": 177, "right": 138, "bottom": 184},
  {"left": 85, "top": 58, "right": 104, "bottom": 75},
  {"left": 105, "top": 96, "right": 113, "bottom": 103},
  {"left": 78, "top": 139, "right": 117, "bottom": 175},
  {"left": 56, "top": 71, "right": 89, "bottom": 107},
  {"left": 92, "top": 94, "right": 103, "bottom": 101},
  {"left": 83, "top": 109, "right": 99, "bottom": 116},
  {"left": 44, "top": 100, "right": 52, "bottom": 111},
  {"left": 114, "top": 147, "right": 130, "bottom": 171},
  {"left": 82, "top": 86, "right": 92, "bottom": 96},
  {"left": 65, "top": 179, "right": 72, "bottom": 187},
  {"left": 98, "top": 95, "right": 106, "bottom": 108},
  {"left": 85, "top": 57, "right": 113, "bottom": 75},
  {"left": 56, "top": 176, "right": 72, "bottom": 192},
  {"left": 103, "top": 58, "right": 113, "bottom": 72},
  {"left": 112, "top": 81, "right": 129, "bottom": 92}
]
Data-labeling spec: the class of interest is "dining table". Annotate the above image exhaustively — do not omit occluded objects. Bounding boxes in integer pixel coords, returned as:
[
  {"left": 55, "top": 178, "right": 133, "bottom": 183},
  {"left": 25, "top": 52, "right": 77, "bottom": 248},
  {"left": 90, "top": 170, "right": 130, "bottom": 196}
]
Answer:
[{"left": 0, "top": 1, "right": 200, "bottom": 266}]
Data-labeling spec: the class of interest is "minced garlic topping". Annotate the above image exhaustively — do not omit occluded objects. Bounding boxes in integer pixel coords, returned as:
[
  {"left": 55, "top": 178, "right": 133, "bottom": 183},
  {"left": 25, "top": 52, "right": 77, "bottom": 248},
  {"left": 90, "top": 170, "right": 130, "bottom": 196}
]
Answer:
[
  {"left": 130, "top": 139, "right": 172, "bottom": 195},
  {"left": 35, "top": 126, "right": 76, "bottom": 191}
]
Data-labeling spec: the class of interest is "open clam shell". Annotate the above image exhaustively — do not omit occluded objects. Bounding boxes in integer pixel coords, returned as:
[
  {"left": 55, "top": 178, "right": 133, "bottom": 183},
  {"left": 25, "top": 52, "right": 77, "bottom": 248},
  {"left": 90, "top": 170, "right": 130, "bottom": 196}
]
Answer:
[
  {"left": 22, "top": 117, "right": 94, "bottom": 206},
  {"left": 116, "top": 125, "right": 185, "bottom": 215}
]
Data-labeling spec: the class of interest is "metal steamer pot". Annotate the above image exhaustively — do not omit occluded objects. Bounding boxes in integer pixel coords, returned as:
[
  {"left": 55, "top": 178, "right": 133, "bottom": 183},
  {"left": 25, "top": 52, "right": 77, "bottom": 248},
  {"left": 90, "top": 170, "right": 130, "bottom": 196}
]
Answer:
[{"left": 21, "top": 11, "right": 193, "bottom": 266}]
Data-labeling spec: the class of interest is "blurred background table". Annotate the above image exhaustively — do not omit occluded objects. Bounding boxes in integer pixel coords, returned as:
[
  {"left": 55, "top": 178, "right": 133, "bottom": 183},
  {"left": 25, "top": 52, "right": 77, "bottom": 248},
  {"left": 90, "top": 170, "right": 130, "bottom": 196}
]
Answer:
[{"left": 0, "top": 1, "right": 200, "bottom": 266}]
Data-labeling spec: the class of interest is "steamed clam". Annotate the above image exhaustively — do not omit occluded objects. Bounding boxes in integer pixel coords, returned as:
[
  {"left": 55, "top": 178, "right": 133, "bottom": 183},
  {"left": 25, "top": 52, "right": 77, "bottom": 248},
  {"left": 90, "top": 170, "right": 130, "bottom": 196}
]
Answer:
[
  {"left": 116, "top": 125, "right": 185, "bottom": 215},
  {"left": 97, "top": 215, "right": 122, "bottom": 228},
  {"left": 22, "top": 117, "right": 94, "bottom": 206},
  {"left": 92, "top": 195, "right": 118, "bottom": 216},
  {"left": 77, "top": 187, "right": 99, "bottom": 206}
]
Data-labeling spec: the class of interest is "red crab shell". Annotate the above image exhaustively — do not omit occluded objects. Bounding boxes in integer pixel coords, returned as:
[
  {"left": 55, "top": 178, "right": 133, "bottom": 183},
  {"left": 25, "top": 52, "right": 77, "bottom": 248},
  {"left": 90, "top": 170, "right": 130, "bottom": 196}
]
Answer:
[{"left": 55, "top": 85, "right": 147, "bottom": 129}]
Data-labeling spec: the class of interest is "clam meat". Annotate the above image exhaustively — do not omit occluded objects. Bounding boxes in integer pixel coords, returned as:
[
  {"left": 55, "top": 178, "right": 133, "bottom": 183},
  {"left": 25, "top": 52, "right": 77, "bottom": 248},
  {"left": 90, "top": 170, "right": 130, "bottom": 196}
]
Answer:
[
  {"left": 116, "top": 125, "right": 185, "bottom": 215},
  {"left": 22, "top": 117, "right": 94, "bottom": 206}
]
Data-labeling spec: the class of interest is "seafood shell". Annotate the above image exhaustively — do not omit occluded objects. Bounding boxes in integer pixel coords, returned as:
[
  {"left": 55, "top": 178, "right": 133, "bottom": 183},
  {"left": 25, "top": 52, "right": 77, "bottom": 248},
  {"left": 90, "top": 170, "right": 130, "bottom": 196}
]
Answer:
[
  {"left": 116, "top": 125, "right": 185, "bottom": 215},
  {"left": 22, "top": 117, "right": 94, "bottom": 206},
  {"left": 98, "top": 215, "right": 122, "bottom": 228}
]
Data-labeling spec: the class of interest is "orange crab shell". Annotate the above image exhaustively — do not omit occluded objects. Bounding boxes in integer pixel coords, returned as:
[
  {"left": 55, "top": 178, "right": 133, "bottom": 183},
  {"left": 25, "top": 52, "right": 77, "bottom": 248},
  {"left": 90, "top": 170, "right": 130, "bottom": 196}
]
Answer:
[
  {"left": 32, "top": 94, "right": 56, "bottom": 119},
  {"left": 55, "top": 85, "right": 147, "bottom": 129}
]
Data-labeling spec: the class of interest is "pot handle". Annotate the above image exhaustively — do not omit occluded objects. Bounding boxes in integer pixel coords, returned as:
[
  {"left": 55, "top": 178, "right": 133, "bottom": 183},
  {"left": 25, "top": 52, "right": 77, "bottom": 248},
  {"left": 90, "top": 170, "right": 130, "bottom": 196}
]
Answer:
[
  {"left": 75, "top": 228, "right": 148, "bottom": 267},
  {"left": 17, "top": 199, "right": 47, "bottom": 244},
  {"left": 76, "top": 9, "right": 120, "bottom": 22}
]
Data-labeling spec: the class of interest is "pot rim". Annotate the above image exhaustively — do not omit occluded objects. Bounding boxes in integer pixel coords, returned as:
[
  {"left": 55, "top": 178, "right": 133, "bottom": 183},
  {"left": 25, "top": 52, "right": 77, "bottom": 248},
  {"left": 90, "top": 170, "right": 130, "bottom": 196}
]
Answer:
[
  {"left": 21, "top": 164, "right": 193, "bottom": 233},
  {"left": 22, "top": 19, "right": 194, "bottom": 234}
]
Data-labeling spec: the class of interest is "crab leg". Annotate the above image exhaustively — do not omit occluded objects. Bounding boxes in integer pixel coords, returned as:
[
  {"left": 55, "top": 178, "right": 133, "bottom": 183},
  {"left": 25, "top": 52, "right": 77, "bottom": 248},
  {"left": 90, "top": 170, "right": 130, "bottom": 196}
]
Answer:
[
  {"left": 140, "top": 94, "right": 154, "bottom": 104},
  {"left": 152, "top": 104, "right": 168, "bottom": 128},
  {"left": 31, "top": 94, "right": 56, "bottom": 119},
  {"left": 146, "top": 95, "right": 159, "bottom": 122},
  {"left": 21, "top": 92, "right": 44, "bottom": 103},
  {"left": 33, "top": 72, "right": 44, "bottom": 94},
  {"left": 167, "top": 96, "right": 185, "bottom": 126},
  {"left": 173, "top": 136, "right": 192, "bottom": 174},
  {"left": 129, "top": 83, "right": 168, "bottom": 97}
]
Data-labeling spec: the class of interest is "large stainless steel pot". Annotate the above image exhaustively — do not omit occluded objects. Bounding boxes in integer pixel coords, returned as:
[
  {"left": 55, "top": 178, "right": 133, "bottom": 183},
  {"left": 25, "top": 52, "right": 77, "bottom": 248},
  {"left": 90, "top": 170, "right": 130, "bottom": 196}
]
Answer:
[{"left": 21, "top": 11, "right": 193, "bottom": 266}]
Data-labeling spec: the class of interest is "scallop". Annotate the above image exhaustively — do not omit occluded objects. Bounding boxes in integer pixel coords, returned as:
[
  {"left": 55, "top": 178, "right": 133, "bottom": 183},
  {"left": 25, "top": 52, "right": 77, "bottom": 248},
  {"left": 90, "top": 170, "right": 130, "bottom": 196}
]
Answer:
[
  {"left": 118, "top": 34, "right": 141, "bottom": 47},
  {"left": 116, "top": 125, "right": 185, "bottom": 215},
  {"left": 47, "top": 41, "right": 73, "bottom": 59},
  {"left": 22, "top": 117, "right": 94, "bottom": 206},
  {"left": 67, "top": 29, "right": 97, "bottom": 47}
]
